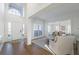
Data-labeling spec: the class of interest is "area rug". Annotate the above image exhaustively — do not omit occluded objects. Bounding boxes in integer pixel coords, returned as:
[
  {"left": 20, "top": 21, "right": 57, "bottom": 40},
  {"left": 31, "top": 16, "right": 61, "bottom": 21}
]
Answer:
[{"left": 32, "top": 37, "right": 48, "bottom": 50}]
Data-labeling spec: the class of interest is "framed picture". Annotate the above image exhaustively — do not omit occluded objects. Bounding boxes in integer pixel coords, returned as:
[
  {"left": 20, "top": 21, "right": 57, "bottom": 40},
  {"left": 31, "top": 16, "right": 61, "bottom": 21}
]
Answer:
[{"left": 59, "top": 25, "right": 65, "bottom": 32}]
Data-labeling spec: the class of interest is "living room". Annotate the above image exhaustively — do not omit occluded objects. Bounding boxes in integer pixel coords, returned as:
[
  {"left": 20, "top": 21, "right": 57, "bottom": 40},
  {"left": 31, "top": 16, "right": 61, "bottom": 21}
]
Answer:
[
  {"left": 0, "top": 3, "right": 79, "bottom": 55},
  {"left": 30, "top": 3, "right": 79, "bottom": 55},
  {"left": 1, "top": 0, "right": 79, "bottom": 59}
]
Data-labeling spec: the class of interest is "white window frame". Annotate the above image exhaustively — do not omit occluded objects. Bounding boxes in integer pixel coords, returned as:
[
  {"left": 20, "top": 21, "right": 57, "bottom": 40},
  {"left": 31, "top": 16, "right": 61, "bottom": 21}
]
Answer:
[
  {"left": 33, "top": 24, "right": 42, "bottom": 37},
  {"left": 8, "top": 22, "right": 11, "bottom": 35}
]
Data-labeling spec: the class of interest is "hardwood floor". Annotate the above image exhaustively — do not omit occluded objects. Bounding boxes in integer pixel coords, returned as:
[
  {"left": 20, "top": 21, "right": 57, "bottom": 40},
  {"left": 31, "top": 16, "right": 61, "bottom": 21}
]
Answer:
[{"left": 0, "top": 40, "right": 52, "bottom": 55}]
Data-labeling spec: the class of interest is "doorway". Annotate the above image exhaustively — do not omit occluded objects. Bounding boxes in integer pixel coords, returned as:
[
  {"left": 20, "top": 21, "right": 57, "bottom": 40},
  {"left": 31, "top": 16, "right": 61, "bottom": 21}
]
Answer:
[{"left": 11, "top": 22, "right": 24, "bottom": 40}]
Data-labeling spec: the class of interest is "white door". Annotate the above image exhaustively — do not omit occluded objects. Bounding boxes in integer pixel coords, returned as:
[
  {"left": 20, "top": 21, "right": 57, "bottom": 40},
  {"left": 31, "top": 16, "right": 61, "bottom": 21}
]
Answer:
[{"left": 12, "top": 22, "right": 24, "bottom": 40}]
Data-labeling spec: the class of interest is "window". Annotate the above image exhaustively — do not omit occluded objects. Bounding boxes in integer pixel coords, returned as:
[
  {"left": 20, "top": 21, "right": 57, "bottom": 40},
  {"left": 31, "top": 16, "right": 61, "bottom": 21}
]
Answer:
[
  {"left": 8, "top": 22, "right": 12, "bottom": 40},
  {"left": 9, "top": 9, "right": 21, "bottom": 16},
  {"left": 33, "top": 24, "right": 42, "bottom": 37},
  {"left": 8, "top": 22, "right": 11, "bottom": 34},
  {"left": 8, "top": 3, "right": 24, "bottom": 16},
  {"left": 56, "top": 25, "right": 59, "bottom": 31},
  {"left": 0, "top": 35, "right": 2, "bottom": 40},
  {"left": 67, "top": 24, "right": 71, "bottom": 34},
  {"left": 22, "top": 24, "right": 25, "bottom": 34},
  {"left": 48, "top": 25, "right": 51, "bottom": 33}
]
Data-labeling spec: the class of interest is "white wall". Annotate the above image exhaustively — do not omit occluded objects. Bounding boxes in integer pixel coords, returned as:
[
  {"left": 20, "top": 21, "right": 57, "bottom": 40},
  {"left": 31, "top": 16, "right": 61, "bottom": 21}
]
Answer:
[{"left": 0, "top": 3, "right": 5, "bottom": 42}]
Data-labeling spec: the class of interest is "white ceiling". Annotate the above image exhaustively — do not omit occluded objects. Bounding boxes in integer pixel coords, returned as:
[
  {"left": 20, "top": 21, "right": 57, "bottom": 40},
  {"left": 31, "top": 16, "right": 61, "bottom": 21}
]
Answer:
[{"left": 30, "top": 3, "right": 79, "bottom": 22}]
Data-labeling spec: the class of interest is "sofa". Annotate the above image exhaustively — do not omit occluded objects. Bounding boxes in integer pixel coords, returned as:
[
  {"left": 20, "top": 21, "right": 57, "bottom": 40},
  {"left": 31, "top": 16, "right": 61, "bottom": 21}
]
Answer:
[{"left": 48, "top": 36, "right": 75, "bottom": 55}]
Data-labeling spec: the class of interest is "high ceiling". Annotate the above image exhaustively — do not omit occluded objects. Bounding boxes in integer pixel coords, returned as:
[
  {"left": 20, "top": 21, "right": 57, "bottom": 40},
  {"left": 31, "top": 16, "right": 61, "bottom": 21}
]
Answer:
[{"left": 30, "top": 3, "right": 79, "bottom": 22}]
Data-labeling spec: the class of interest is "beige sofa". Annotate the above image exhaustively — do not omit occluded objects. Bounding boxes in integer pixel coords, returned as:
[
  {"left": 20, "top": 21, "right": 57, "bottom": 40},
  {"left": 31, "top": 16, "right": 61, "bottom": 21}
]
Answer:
[{"left": 49, "top": 36, "right": 75, "bottom": 55}]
